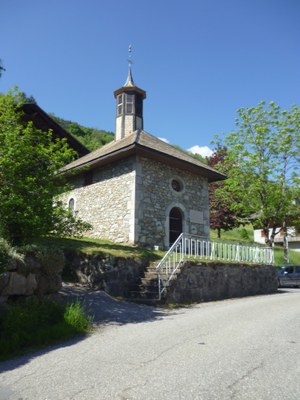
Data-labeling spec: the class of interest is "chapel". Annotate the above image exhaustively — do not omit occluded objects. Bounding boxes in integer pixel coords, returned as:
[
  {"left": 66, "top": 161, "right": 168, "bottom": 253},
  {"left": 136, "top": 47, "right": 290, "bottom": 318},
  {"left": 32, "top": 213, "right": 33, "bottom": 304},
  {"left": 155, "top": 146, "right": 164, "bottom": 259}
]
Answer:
[{"left": 60, "top": 66, "right": 225, "bottom": 249}]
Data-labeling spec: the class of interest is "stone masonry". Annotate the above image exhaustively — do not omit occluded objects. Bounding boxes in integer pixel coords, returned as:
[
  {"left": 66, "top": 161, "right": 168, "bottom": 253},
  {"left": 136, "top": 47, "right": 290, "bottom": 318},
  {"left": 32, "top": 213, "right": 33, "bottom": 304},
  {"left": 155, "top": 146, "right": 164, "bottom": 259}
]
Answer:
[
  {"left": 61, "top": 157, "right": 136, "bottom": 243},
  {"left": 61, "top": 154, "right": 210, "bottom": 249},
  {"left": 135, "top": 156, "right": 209, "bottom": 248}
]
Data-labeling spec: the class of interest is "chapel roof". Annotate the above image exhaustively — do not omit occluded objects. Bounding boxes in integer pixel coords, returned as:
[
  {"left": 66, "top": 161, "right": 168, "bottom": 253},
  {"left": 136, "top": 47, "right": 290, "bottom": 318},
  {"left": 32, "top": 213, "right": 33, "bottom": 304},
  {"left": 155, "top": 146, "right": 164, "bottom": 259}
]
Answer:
[{"left": 60, "top": 130, "right": 226, "bottom": 182}]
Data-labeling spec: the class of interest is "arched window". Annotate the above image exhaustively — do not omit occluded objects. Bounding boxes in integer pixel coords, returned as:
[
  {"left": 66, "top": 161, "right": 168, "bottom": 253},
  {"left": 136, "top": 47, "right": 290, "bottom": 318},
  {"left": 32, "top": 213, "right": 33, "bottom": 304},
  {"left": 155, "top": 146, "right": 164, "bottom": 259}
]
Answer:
[{"left": 68, "top": 198, "right": 75, "bottom": 216}]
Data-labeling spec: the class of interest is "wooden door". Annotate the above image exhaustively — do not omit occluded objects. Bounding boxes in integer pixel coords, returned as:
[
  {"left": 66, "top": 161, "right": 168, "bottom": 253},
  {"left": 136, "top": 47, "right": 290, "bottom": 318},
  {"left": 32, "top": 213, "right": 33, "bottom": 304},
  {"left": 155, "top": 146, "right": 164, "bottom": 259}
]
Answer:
[{"left": 169, "top": 207, "right": 183, "bottom": 246}]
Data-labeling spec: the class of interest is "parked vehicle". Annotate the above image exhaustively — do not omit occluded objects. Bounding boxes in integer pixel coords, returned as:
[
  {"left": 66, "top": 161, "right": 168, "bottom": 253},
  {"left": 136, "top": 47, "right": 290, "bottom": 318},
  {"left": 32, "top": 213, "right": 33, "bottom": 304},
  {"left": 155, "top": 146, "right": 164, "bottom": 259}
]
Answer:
[{"left": 277, "top": 266, "right": 300, "bottom": 288}]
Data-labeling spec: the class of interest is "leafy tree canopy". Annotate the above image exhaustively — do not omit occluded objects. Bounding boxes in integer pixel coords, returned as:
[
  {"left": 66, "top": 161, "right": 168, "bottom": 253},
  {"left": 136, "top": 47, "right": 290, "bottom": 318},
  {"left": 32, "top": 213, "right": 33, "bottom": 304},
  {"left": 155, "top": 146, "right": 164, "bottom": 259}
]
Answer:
[
  {"left": 208, "top": 146, "right": 244, "bottom": 238},
  {"left": 0, "top": 89, "right": 91, "bottom": 245},
  {"left": 213, "top": 101, "right": 300, "bottom": 247}
]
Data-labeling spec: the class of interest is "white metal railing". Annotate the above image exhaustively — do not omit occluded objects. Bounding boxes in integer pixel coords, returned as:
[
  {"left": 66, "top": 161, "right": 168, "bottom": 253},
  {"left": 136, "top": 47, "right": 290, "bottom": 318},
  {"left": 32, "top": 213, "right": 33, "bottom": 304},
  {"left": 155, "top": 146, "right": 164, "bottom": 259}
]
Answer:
[{"left": 156, "top": 233, "right": 274, "bottom": 299}]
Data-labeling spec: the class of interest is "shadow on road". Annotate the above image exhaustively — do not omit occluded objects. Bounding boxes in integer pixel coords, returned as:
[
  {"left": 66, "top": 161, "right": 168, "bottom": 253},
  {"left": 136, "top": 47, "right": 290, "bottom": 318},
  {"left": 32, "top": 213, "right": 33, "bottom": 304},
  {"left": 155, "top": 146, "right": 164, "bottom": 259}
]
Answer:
[
  {"left": 59, "top": 283, "right": 170, "bottom": 326},
  {"left": 0, "top": 284, "right": 170, "bottom": 373},
  {"left": 0, "top": 335, "right": 86, "bottom": 374}
]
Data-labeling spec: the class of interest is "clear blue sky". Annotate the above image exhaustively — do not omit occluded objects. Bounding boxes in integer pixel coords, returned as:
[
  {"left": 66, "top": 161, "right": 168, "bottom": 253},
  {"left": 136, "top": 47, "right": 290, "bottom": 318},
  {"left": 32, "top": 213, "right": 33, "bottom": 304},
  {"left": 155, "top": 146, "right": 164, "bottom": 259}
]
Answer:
[{"left": 1, "top": 0, "right": 299, "bottom": 156}]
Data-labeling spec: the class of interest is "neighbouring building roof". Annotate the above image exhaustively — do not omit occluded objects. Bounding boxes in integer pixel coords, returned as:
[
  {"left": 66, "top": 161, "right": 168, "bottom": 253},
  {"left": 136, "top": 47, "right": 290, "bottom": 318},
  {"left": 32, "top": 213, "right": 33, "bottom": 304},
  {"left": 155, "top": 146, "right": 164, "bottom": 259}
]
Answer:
[
  {"left": 60, "top": 129, "right": 226, "bottom": 182},
  {"left": 22, "top": 103, "right": 90, "bottom": 158}
]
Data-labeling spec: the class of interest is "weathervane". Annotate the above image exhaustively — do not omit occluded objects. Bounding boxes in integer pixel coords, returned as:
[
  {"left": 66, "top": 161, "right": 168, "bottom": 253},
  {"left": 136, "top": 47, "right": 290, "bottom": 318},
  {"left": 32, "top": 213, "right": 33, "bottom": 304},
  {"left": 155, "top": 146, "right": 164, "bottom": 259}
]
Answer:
[
  {"left": 124, "top": 44, "right": 135, "bottom": 86},
  {"left": 128, "top": 44, "right": 133, "bottom": 68}
]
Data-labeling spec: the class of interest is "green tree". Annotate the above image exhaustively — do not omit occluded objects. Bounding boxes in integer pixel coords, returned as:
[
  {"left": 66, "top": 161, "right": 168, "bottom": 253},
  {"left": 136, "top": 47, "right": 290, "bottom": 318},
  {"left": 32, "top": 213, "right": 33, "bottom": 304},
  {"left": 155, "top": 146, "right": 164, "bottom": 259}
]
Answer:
[
  {"left": 214, "top": 101, "right": 300, "bottom": 261},
  {"left": 208, "top": 146, "right": 244, "bottom": 238},
  {"left": 0, "top": 89, "right": 90, "bottom": 245},
  {"left": 49, "top": 114, "right": 114, "bottom": 151}
]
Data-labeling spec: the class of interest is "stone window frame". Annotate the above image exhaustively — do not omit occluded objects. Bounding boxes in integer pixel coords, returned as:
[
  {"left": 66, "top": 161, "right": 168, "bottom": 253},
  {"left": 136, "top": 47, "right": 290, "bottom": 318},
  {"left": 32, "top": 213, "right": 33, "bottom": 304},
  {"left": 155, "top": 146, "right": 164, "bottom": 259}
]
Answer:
[
  {"left": 170, "top": 176, "right": 185, "bottom": 194},
  {"left": 68, "top": 197, "right": 76, "bottom": 216}
]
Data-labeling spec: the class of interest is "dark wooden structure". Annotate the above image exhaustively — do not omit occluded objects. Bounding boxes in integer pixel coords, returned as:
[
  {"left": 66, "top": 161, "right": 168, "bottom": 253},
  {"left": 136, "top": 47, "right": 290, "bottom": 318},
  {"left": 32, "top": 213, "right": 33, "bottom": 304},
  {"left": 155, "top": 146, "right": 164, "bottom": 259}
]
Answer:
[{"left": 22, "top": 103, "right": 89, "bottom": 158}]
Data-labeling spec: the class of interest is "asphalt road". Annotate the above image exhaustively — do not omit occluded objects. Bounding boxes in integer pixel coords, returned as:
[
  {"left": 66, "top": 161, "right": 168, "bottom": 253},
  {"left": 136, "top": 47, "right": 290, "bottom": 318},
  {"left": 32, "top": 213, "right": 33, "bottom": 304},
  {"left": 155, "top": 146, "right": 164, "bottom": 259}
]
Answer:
[{"left": 1, "top": 288, "right": 300, "bottom": 400}]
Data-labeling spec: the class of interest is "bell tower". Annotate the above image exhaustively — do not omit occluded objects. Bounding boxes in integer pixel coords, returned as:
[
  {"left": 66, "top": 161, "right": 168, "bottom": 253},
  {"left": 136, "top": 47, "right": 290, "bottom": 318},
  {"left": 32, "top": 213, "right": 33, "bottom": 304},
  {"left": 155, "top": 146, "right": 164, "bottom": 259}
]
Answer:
[{"left": 114, "top": 46, "right": 146, "bottom": 141}]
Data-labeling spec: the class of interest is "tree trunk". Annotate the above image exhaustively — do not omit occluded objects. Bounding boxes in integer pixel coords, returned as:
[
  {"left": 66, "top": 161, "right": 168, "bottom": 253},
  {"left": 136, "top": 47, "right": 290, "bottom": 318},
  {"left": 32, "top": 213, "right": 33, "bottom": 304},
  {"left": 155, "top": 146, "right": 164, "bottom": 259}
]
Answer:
[
  {"left": 283, "top": 219, "right": 289, "bottom": 264},
  {"left": 263, "top": 227, "right": 272, "bottom": 247},
  {"left": 269, "top": 226, "right": 277, "bottom": 247},
  {"left": 217, "top": 228, "right": 221, "bottom": 239}
]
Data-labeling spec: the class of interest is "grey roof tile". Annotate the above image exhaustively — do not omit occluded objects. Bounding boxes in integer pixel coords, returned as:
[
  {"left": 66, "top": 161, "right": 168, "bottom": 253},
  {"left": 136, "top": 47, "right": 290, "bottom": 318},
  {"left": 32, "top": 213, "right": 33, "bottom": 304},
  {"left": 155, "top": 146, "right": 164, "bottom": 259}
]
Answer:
[{"left": 61, "top": 130, "right": 226, "bottom": 182}]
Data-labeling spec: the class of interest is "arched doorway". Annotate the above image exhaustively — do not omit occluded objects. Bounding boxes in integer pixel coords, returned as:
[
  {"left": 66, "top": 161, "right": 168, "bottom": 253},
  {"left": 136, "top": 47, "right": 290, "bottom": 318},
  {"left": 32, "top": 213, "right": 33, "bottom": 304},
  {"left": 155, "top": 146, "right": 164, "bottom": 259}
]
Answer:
[{"left": 169, "top": 207, "right": 183, "bottom": 246}]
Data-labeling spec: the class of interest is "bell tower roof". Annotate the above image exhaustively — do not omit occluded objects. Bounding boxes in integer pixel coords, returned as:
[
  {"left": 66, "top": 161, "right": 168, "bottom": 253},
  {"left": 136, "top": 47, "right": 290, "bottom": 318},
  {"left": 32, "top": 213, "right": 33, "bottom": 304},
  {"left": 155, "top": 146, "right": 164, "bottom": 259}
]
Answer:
[
  {"left": 113, "top": 48, "right": 146, "bottom": 99},
  {"left": 114, "top": 46, "right": 146, "bottom": 141},
  {"left": 124, "top": 65, "right": 135, "bottom": 87}
]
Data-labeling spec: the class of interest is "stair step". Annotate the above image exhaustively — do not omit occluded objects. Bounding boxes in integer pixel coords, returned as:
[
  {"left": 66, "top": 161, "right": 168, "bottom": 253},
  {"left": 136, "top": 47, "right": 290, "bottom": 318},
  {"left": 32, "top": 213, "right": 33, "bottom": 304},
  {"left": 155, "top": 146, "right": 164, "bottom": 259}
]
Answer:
[
  {"left": 140, "top": 277, "right": 158, "bottom": 285},
  {"left": 127, "top": 290, "right": 159, "bottom": 299},
  {"left": 125, "top": 297, "right": 161, "bottom": 306}
]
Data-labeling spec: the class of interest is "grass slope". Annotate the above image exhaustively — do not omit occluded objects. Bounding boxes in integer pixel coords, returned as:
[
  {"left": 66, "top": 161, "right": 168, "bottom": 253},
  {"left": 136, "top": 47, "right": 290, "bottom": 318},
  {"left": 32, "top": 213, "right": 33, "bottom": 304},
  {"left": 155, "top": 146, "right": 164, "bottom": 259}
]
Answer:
[
  {"left": 37, "top": 236, "right": 164, "bottom": 261},
  {"left": 211, "top": 225, "right": 300, "bottom": 266}
]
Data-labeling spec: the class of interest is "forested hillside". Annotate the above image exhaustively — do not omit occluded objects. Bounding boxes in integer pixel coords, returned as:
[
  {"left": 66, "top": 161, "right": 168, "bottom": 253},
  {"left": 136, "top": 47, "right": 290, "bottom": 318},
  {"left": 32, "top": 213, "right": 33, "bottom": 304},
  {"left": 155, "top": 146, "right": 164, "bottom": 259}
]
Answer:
[
  {"left": 50, "top": 114, "right": 114, "bottom": 151},
  {"left": 50, "top": 114, "right": 207, "bottom": 164}
]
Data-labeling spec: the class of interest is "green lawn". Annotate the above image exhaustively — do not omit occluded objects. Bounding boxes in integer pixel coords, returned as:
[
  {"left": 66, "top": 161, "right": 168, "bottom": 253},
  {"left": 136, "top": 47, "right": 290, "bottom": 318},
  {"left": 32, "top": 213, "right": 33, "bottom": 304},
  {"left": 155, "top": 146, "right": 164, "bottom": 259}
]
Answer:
[
  {"left": 36, "top": 236, "right": 164, "bottom": 261},
  {"left": 38, "top": 228, "right": 300, "bottom": 267},
  {"left": 210, "top": 225, "right": 253, "bottom": 243},
  {"left": 210, "top": 225, "right": 300, "bottom": 266},
  {"left": 274, "top": 247, "right": 300, "bottom": 266}
]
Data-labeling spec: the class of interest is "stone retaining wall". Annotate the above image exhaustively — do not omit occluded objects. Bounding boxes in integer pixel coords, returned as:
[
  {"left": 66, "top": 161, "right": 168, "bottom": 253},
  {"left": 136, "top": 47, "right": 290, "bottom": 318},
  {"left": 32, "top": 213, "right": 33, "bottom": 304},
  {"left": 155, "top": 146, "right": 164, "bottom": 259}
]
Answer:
[
  {"left": 166, "top": 262, "right": 277, "bottom": 304},
  {"left": 64, "top": 251, "right": 148, "bottom": 297},
  {"left": 0, "top": 249, "right": 64, "bottom": 306},
  {"left": 1, "top": 250, "right": 277, "bottom": 306}
]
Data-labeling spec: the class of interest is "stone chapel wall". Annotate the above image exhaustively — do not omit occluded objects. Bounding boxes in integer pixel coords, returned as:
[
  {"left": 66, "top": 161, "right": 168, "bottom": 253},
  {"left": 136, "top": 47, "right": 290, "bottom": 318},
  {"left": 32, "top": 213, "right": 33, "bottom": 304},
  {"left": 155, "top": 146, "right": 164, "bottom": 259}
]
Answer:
[
  {"left": 60, "top": 157, "right": 136, "bottom": 243},
  {"left": 61, "top": 155, "right": 211, "bottom": 249},
  {"left": 135, "top": 156, "right": 210, "bottom": 249}
]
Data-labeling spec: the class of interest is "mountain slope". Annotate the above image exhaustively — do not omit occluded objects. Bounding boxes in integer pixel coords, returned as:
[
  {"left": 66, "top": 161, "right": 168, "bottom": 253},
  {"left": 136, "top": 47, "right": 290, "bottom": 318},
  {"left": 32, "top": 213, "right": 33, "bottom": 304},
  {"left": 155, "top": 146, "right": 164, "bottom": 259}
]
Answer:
[{"left": 50, "top": 114, "right": 114, "bottom": 151}]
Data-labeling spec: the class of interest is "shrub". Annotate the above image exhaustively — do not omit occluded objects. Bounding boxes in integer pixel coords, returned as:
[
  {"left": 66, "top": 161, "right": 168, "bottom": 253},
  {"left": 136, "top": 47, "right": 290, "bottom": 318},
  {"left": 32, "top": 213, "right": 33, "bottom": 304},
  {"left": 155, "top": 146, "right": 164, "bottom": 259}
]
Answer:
[
  {"left": 0, "top": 238, "right": 24, "bottom": 273},
  {"left": 64, "top": 301, "right": 92, "bottom": 333},
  {"left": 37, "top": 246, "right": 65, "bottom": 276},
  {"left": 239, "top": 228, "right": 250, "bottom": 241},
  {"left": 19, "top": 244, "right": 65, "bottom": 276},
  {"left": 0, "top": 238, "right": 11, "bottom": 273},
  {"left": 0, "top": 298, "right": 92, "bottom": 361}
]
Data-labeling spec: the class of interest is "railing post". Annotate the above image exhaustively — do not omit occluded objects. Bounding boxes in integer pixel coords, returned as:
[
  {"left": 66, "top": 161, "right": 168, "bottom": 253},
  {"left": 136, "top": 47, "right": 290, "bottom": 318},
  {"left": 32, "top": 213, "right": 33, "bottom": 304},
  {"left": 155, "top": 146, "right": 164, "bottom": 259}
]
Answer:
[{"left": 158, "top": 274, "right": 161, "bottom": 301}]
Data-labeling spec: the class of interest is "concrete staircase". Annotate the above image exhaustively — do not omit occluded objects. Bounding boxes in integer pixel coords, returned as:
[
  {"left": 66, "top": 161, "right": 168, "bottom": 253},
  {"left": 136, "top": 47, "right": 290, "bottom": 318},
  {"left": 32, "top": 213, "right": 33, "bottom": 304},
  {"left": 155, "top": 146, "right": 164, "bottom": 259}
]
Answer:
[
  {"left": 126, "top": 262, "right": 182, "bottom": 305},
  {"left": 126, "top": 262, "right": 162, "bottom": 305}
]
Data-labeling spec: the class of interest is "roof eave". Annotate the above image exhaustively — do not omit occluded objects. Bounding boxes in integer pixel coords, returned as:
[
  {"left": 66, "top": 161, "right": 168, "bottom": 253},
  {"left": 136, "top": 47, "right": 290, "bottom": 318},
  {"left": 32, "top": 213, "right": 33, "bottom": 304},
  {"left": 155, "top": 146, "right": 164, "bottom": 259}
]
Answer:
[
  {"left": 61, "top": 140, "right": 226, "bottom": 182},
  {"left": 113, "top": 86, "right": 146, "bottom": 99}
]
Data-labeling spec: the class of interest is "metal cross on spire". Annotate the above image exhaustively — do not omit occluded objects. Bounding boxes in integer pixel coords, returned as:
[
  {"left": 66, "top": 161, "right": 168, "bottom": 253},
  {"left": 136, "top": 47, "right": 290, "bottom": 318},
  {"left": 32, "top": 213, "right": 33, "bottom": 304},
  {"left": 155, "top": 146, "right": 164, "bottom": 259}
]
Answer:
[
  {"left": 128, "top": 44, "right": 133, "bottom": 68},
  {"left": 124, "top": 44, "right": 135, "bottom": 87}
]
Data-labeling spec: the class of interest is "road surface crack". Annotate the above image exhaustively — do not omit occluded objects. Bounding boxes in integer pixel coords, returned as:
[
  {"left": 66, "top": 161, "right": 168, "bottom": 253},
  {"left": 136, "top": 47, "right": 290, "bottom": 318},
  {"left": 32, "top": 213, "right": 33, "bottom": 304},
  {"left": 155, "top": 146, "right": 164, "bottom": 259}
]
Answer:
[{"left": 228, "top": 361, "right": 264, "bottom": 399}]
